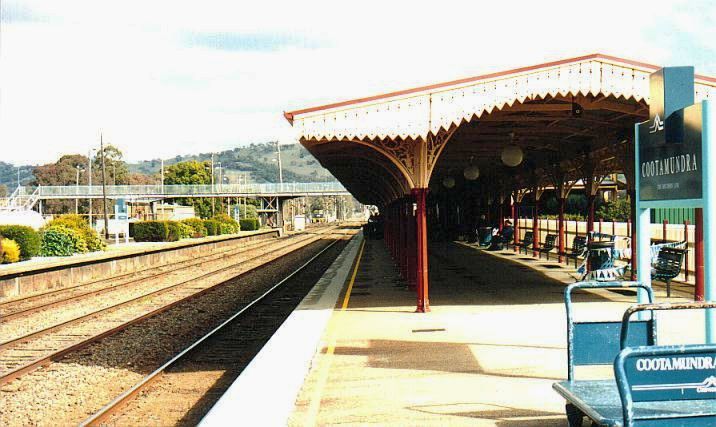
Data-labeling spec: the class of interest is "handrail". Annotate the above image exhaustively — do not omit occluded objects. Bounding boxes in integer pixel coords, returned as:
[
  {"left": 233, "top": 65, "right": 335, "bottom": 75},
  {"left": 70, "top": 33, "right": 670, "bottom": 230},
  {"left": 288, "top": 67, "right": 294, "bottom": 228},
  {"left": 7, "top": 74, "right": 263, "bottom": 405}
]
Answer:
[
  {"left": 23, "top": 182, "right": 349, "bottom": 198},
  {"left": 620, "top": 301, "right": 716, "bottom": 350}
]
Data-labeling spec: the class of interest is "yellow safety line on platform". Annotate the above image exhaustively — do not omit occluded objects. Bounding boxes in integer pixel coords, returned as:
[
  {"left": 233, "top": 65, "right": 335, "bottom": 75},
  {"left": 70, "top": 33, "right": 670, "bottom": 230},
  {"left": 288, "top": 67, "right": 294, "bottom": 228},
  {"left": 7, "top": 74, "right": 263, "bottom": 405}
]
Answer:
[{"left": 304, "top": 238, "right": 365, "bottom": 425}]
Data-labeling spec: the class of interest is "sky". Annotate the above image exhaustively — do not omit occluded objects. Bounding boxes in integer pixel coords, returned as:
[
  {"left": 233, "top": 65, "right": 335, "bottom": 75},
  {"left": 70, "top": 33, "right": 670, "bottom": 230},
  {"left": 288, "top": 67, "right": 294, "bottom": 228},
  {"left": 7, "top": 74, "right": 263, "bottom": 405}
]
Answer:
[{"left": 0, "top": 0, "right": 714, "bottom": 166}]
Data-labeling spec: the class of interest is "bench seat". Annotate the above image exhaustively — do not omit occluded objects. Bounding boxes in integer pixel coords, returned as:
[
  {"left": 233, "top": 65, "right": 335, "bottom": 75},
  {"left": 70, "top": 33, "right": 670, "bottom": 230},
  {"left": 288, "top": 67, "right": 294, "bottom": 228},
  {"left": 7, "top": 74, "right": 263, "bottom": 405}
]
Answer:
[{"left": 553, "top": 380, "right": 716, "bottom": 426}]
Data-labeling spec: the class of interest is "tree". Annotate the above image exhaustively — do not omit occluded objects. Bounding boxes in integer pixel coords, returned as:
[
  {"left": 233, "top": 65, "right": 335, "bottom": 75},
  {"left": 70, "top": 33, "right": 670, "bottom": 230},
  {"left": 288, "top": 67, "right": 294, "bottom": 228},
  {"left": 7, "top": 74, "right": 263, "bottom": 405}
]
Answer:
[
  {"left": 93, "top": 144, "right": 129, "bottom": 185},
  {"left": 164, "top": 160, "right": 211, "bottom": 185},
  {"left": 128, "top": 173, "right": 157, "bottom": 185},
  {"left": 596, "top": 197, "right": 631, "bottom": 222},
  {"left": 163, "top": 160, "right": 219, "bottom": 218},
  {"left": 33, "top": 154, "right": 91, "bottom": 214},
  {"left": 0, "top": 184, "right": 7, "bottom": 197}
]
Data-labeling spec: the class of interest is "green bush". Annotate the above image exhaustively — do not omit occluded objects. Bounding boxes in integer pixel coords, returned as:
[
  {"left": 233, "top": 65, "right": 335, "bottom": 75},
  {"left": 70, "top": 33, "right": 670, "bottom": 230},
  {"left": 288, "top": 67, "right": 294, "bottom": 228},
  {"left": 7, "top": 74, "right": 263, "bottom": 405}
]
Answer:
[
  {"left": 45, "top": 214, "right": 106, "bottom": 252},
  {"left": 177, "top": 222, "right": 194, "bottom": 239},
  {"left": 1, "top": 239, "right": 21, "bottom": 263},
  {"left": 133, "top": 221, "right": 168, "bottom": 242},
  {"left": 239, "top": 218, "right": 260, "bottom": 231},
  {"left": 41, "top": 225, "right": 85, "bottom": 256},
  {"left": 180, "top": 218, "right": 207, "bottom": 237},
  {"left": 132, "top": 221, "right": 184, "bottom": 242},
  {"left": 0, "top": 225, "right": 41, "bottom": 260},
  {"left": 212, "top": 213, "right": 240, "bottom": 234},
  {"left": 203, "top": 219, "right": 221, "bottom": 236},
  {"left": 596, "top": 197, "right": 631, "bottom": 222},
  {"left": 165, "top": 221, "right": 181, "bottom": 242}
]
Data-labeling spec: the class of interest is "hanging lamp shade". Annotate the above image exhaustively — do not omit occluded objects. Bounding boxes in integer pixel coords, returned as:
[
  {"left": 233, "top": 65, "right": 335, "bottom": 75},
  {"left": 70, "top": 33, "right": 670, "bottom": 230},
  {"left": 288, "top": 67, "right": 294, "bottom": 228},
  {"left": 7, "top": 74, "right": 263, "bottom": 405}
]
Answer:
[
  {"left": 442, "top": 176, "right": 456, "bottom": 189},
  {"left": 463, "top": 164, "right": 480, "bottom": 180},
  {"left": 501, "top": 145, "right": 524, "bottom": 167}
]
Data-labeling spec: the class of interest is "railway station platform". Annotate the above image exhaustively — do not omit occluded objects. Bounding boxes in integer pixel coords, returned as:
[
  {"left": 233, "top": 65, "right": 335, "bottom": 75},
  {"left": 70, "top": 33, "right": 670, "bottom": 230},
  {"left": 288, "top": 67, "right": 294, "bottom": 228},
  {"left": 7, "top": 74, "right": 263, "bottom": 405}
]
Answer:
[{"left": 203, "top": 234, "right": 703, "bottom": 426}]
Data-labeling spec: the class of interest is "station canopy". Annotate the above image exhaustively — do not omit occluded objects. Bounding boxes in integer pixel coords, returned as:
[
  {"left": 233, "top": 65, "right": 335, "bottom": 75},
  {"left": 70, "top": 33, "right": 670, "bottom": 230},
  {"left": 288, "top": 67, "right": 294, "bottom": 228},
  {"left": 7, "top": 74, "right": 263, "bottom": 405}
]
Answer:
[{"left": 285, "top": 54, "right": 716, "bottom": 207}]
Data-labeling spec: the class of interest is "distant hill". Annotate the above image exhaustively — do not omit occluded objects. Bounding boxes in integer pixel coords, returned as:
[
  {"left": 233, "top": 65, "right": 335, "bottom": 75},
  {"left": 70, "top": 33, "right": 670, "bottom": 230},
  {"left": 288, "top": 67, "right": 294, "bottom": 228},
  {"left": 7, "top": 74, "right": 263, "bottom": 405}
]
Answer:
[
  {"left": 0, "top": 161, "right": 34, "bottom": 193},
  {"left": 128, "top": 142, "right": 335, "bottom": 184},
  {"left": 0, "top": 143, "right": 334, "bottom": 190}
]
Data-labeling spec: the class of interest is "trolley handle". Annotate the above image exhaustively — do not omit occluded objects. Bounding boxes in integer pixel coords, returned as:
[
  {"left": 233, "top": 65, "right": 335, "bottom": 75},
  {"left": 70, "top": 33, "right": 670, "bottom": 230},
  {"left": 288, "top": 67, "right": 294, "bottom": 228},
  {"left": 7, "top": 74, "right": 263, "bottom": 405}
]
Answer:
[{"left": 620, "top": 301, "right": 716, "bottom": 349}]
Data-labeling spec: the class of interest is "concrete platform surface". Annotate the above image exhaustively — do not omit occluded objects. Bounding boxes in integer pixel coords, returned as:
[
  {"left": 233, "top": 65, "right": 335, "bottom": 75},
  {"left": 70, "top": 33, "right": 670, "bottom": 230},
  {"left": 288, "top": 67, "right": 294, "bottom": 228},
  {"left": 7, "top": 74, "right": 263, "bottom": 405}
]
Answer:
[{"left": 287, "top": 240, "right": 702, "bottom": 426}]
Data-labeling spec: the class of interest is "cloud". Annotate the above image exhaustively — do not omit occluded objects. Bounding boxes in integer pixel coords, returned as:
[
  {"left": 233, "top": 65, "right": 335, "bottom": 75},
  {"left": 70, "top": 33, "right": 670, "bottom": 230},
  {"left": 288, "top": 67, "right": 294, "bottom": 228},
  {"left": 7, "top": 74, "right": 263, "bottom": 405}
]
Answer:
[
  {"left": 0, "top": 0, "right": 714, "bottom": 165},
  {"left": 183, "top": 32, "right": 326, "bottom": 52}
]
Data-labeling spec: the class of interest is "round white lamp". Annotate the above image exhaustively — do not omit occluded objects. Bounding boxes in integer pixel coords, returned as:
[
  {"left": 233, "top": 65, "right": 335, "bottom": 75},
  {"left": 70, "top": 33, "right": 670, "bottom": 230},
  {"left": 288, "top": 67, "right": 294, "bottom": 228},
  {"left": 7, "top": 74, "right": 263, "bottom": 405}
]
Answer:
[
  {"left": 463, "top": 164, "right": 480, "bottom": 180},
  {"left": 442, "top": 176, "right": 456, "bottom": 189},
  {"left": 501, "top": 145, "right": 524, "bottom": 167}
]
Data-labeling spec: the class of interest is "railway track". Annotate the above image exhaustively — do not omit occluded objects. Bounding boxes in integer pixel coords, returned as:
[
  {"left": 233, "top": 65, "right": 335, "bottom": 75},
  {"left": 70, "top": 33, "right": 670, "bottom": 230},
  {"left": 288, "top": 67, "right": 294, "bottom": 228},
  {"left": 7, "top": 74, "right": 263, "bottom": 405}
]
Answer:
[
  {"left": 0, "top": 225, "right": 341, "bottom": 385},
  {"left": 0, "top": 231, "right": 282, "bottom": 321},
  {"left": 80, "top": 230, "right": 355, "bottom": 426}
]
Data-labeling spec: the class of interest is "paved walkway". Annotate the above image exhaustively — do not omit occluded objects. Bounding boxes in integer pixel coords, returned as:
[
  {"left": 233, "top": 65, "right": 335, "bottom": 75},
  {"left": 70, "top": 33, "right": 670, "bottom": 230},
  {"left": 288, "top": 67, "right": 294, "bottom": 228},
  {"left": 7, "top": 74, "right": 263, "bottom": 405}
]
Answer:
[{"left": 288, "top": 240, "right": 701, "bottom": 426}]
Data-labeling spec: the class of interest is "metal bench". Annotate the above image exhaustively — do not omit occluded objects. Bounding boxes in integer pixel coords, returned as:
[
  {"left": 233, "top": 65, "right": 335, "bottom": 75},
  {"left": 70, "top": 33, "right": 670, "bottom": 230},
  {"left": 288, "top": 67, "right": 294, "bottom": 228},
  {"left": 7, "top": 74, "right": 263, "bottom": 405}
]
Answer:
[
  {"left": 553, "top": 282, "right": 716, "bottom": 426},
  {"left": 516, "top": 231, "right": 534, "bottom": 254},
  {"left": 477, "top": 227, "right": 493, "bottom": 247},
  {"left": 537, "top": 233, "right": 557, "bottom": 260},
  {"left": 651, "top": 244, "right": 687, "bottom": 297},
  {"left": 565, "top": 236, "right": 588, "bottom": 268}
]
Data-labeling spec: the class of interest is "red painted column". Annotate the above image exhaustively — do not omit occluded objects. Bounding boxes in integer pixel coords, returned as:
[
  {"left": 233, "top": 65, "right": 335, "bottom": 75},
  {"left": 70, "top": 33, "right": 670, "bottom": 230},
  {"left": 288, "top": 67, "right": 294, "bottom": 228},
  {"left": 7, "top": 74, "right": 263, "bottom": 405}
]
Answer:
[
  {"left": 413, "top": 188, "right": 430, "bottom": 313},
  {"left": 533, "top": 196, "right": 540, "bottom": 257},
  {"left": 399, "top": 199, "right": 407, "bottom": 280},
  {"left": 498, "top": 201, "right": 504, "bottom": 231},
  {"left": 407, "top": 199, "right": 417, "bottom": 290},
  {"left": 587, "top": 194, "right": 595, "bottom": 236},
  {"left": 512, "top": 194, "right": 519, "bottom": 251},
  {"left": 558, "top": 197, "right": 566, "bottom": 262},
  {"left": 695, "top": 208, "right": 704, "bottom": 301}
]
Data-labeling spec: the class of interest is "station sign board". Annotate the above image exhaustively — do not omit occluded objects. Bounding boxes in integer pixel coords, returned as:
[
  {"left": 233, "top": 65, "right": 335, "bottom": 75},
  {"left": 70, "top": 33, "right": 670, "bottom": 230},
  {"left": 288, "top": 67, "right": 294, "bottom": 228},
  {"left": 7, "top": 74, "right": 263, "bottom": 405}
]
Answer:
[{"left": 638, "top": 67, "right": 702, "bottom": 202}]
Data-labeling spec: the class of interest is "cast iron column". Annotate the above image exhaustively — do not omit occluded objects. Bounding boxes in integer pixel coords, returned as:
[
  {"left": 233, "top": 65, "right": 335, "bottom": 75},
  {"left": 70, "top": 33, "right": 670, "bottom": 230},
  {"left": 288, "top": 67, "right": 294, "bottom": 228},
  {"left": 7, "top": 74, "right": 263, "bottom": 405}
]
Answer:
[
  {"left": 413, "top": 188, "right": 429, "bottom": 313},
  {"left": 695, "top": 208, "right": 704, "bottom": 301},
  {"left": 558, "top": 197, "right": 566, "bottom": 263}
]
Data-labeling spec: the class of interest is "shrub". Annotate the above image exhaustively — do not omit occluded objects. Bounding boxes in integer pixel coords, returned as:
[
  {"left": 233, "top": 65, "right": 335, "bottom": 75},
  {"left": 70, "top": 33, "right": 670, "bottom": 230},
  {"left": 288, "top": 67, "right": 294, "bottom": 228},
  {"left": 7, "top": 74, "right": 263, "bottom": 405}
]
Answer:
[
  {"left": 0, "top": 225, "right": 41, "bottom": 260},
  {"left": 133, "top": 221, "right": 168, "bottom": 242},
  {"left": 239, "top": 218, "right": 260, "bottom": 231},
  {"left": 45, "top": 214, "right": 106, "bottom": 252},
  {"left": 41, "top": 226, "right": 84, "bottom": 257},
  {"left": 1, "top": 239, "right": 21, "bottom": 263},
  {"left": 165, "top": 221, "right": 181, "bottom": 242},
  {"left": 132, "top": 221, "right": 184, "bottom": 242},
  {"left": 180, "top": 218, "right": 207, "bottom": 238},
  {"left": 212, "top": 213, "right": 240, "bottom": 234},
  {"left": 596, "top": 197, "right": 631, "bottom": 222},
  {"left": 177, "top": 222, "right": 194, "bottom": 239},
  {"left": 203, "top": 219, "right": 221, "bottom": 236}
]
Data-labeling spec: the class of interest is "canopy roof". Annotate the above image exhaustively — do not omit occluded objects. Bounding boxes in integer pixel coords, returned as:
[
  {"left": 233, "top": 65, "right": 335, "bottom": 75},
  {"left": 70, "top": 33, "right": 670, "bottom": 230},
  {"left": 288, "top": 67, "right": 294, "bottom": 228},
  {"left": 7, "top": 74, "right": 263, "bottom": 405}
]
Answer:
[{"left": 286, "top": 54, "right": 716, "bottom": 206}]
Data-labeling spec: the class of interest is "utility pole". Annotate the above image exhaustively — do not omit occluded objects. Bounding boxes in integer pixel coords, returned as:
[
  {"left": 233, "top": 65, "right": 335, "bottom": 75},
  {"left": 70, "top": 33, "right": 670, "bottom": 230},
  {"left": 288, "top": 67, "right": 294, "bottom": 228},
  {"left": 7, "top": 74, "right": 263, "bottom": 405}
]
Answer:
[
  {"left": 100, "top": 133, "right": 110, "bottom": 239},
  {"left": 276, "top": 141, "right": 283, "bottom": 184},
  {"left": 211, "top": 153, "right": 215, "bottom": 216},
  {"left": 88, "top": 149, "right": 93, "bottom": 225},
  {"left": 75, "top": 166, "right": 81, "bottom": 214}
]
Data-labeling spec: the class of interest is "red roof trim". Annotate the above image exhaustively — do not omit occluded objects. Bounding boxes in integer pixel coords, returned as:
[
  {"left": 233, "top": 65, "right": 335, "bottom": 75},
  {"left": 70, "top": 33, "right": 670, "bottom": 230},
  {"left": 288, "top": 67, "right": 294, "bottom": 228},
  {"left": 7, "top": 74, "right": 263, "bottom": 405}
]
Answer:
[{"left": 284, "top": 53, "right": 715, "bottom": 122}]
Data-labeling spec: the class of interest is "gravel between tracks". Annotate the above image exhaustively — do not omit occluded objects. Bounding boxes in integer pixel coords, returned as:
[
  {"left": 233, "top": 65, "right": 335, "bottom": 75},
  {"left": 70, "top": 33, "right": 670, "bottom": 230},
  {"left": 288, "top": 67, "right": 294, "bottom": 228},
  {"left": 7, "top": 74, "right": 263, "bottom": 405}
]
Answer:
[
  {"left": 0, "top": 231, "right": 334, "bottom": 376},
  {"left": 0, "top": 236, "right": 286, "bottom": 343},
  {"left": 104, "top": 237, "right": 351, "bottom": 426},
  {"left": 0, "top": 230, "right": 354, "bottom": 426}
]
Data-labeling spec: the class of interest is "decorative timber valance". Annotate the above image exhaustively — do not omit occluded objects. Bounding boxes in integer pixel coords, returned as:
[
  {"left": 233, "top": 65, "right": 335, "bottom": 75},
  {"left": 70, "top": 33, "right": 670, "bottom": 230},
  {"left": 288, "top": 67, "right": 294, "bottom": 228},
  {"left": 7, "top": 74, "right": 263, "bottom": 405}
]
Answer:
[{"left": 285, "top": 54, "right": 715, "bottom": 142}]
